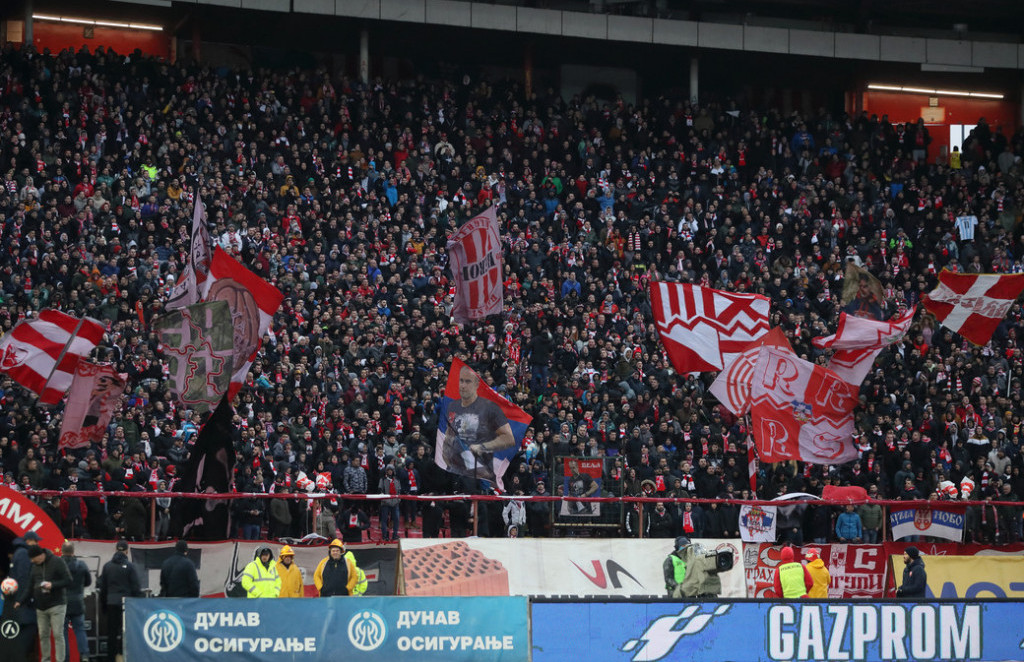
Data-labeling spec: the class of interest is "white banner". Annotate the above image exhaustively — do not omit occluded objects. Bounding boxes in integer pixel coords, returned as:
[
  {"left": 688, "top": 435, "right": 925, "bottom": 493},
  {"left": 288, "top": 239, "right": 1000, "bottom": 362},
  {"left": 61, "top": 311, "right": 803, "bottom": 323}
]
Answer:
[
  {"left": 738, "top": 504, "right": 778, "bottom": 542},
  {"left": 400, "top": 538, "right": 747, "bottom": 598},
  {"left": 889, "top": 505, "right": 965, "bottom": 542}
]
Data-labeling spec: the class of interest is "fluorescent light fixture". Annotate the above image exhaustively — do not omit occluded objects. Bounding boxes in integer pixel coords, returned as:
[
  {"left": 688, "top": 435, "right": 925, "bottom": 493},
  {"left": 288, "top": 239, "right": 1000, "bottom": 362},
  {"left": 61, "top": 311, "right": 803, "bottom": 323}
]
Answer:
[
  {"left": 32, "top": 13, "right": 163, "bottom": 31},
  {"left": 867, "top": 83, "right": 1002, "bottom": 99}
]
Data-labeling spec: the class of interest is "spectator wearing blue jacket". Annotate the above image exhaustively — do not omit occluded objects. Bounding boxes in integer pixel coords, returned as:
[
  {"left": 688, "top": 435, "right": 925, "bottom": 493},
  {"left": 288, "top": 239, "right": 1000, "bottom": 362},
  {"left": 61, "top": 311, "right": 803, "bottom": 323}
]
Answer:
[{"left": 835, "top": 504, "right": 863, "bottom": 543}]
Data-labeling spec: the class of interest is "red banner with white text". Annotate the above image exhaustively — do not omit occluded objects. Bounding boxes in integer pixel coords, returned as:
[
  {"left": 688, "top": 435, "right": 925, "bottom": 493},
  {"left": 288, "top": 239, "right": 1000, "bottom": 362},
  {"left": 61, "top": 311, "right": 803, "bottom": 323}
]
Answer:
[{"left": 743, "top": 542, "right": 887, "bottom": 598}]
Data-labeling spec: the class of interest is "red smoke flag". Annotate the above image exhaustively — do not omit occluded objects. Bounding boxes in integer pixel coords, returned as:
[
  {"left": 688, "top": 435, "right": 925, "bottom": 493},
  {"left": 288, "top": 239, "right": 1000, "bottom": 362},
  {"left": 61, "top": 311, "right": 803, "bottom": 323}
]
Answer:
[
  {"left": 201, "top": 248, "right": 284, "bottom": 399},
  {"left": 750, "top": 346, "right": 859, "bottom": 465},
  {"left": 922, "top": 270, "right": 1024, "bottom": 346},
  {"left": 0, "top": 310, "right": 105, "bottom": 404},
  {"left": 650, "top": 281, "right": 770, "bottom": 373},
  {"left": 813, "top": 306, "right": 917, "bottom": 385},
  {"left": 447, "top": 206, "right": 504, "bottom": 324},
  {"left": 710, "top": 327, "right": 792, "bottom": 415},
  {"left": 59, "top": 362, "right": 127, "bottom": 450},
  {"left": 166, "top": 194, "right": 212, "bottom": 311}
]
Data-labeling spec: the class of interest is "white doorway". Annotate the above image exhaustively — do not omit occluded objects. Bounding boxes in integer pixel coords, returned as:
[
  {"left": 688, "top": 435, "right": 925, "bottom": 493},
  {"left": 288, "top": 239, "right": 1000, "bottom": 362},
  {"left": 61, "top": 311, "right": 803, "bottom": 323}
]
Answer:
[{"left": 949, "top": 124, "right": 977, "bottom": 152}]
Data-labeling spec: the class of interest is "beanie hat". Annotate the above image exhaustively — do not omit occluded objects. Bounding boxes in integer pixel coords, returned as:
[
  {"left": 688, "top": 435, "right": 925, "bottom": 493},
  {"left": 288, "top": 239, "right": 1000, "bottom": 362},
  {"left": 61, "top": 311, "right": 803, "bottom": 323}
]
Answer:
[{"left": 905, "top": 546, "right": 920, "bottom": 559}]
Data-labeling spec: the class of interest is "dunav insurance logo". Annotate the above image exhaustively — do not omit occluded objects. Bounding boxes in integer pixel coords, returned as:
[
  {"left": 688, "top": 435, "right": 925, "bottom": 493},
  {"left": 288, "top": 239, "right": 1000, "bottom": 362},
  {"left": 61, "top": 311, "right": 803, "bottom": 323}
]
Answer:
[
  {"left": 143, "top": 610, "right": 185, "bottom": 652},
  {"left": 348, "top": 610, "right": 387, "bottom": 651},
  {"left": 621, "top": 605, "right": 730, "bottom": 661}
]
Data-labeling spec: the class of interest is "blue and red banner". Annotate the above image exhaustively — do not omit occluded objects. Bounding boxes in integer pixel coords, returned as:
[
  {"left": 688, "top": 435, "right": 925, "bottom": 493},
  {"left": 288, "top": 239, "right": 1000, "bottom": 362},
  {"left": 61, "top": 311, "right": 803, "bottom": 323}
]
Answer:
[{"left": 434, "top": 358, "right": 531, "bottom": 492}]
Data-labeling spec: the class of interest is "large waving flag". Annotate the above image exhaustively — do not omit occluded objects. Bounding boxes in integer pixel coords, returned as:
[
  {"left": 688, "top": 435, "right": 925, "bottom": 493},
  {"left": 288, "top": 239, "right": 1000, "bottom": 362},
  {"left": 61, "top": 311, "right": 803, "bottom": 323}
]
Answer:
[
  {"left": 435, "top": 358, "right": 531, "bottom": 492},
  {"left": 155, "top": 300, "right": 234, "bottom": 415},
  {"left": 59, "top": 362, "right": 127, "bottom": 450},
  {"left": 710, "top": 327, "right": 792, "bottom": 415},
  {"left": 0, "top": 310, "right": 105, "bottom": 404},
  {"left": 179, "top": 396, "right": 236, "bottom": 540},
  {"left": 923, "top": 271, "right": 1024, "bottom": 346},
  {"left": 166, "top": 194, "right": 212, "bottom": 311},
  {"left": 650, "top": 282, "right": 770, "bottom": 373},
  {"left": 202, "top": 247, "right": 284, "bottom": 399},
  {"left": 448, "top": 206, "right": 503, "bottom": 324},
  {"left": 750, "top": 346, "right": 859, "bottom": 465},
  {"left": 814, "top": 306, "right": 917, "bottom": 385}
]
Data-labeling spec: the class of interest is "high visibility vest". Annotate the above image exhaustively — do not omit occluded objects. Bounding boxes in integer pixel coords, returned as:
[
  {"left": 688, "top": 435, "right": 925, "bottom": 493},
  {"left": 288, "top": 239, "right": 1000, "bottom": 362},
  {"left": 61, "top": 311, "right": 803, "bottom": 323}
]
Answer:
[
  {"left": 345, "top": 551, "right": 368, "bottom": 596},
  {"left": 670, "top": 555, "right": 687, "bottom": 584},
  {"left": 778, "top": 562, "right": 806, "bottom": 599},
  {"left": 241, "top": 559, "right": 281, "bottom": 598}
]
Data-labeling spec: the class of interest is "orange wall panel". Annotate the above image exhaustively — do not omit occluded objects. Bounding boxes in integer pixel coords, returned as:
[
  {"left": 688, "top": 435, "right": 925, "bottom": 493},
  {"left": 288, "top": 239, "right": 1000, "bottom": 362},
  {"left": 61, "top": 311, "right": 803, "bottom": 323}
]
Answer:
[{"left": 32, "top": 22, "right": 170, "bottom": 60}]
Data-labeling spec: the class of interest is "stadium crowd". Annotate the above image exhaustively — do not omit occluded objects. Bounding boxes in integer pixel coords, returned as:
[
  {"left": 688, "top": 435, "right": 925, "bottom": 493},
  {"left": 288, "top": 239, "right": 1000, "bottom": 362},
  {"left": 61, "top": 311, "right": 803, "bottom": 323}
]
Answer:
[{"left": 0, "top": 41, "right": 1023, "bottom": 545}]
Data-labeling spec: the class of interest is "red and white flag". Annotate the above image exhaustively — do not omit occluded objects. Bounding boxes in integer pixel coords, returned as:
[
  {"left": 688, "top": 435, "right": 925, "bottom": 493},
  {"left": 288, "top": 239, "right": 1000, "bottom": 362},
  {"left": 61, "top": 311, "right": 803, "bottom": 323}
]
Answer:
[
  {"left": 710, "top": 326, "right": 792, "bottom": 415},
  {"left": 747, "top": 438, "right": 758, "bottom": 493},
  {"left": 922, "top": 270, "right": 1024, "bottom": 346},
  {"left": 59, "top": 362, "right": 127, "bottom": 450},
  {"left": 166, "top": 194, "right": 212, "bottom": 311},
  {"left": 750, "top": 346, "right": 860, "bottom": 465},
  {"left": 201, "top": 248, "right": 284, "bottom": 399},
  {"left": 0, "top": 310, "right": 105, "bottom": 404},
  {"left": 650, "top": 282, "right": 770, "bottom": 373},
  {"left": 447, "top": 206, "right": 503, "bottom": 324},
  {"left": 814, "top": 306, "right": 917, "bottom": 385}
]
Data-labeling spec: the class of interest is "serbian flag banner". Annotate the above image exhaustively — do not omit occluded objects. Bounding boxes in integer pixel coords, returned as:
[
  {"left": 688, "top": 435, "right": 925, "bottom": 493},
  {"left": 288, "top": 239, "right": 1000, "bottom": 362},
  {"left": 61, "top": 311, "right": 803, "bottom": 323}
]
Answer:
[
  {"left": 0, "top": 310, "right": 105, "bottom": 404},
  {"left": 166, "top": 194, "right": 212, "bottom": 311},
  {"left": 814, "top": 306, "right": 916, "bottom": 385},
  {"left": 447, "top": 206, "right": 503, "bottom": 324},
  {"left": 59, "top": 362, "right": 127, "bottom": 450},
  {"left": 201, "top": 248, "right": 284, "bottom": 399},
  {"left": 750, "top": 346, "right": 860, "bottom": 465},
  {"left": 435, "top": 358, "right": 531, "bottom": 492},
  {"left": 922, "top": 270, "right": 1024, "bottom": 346},
  {"left": 650, "top": 282, "right": 770, "bottom": 373},
  {"left": 710, "top": 326, "right": 792, "bottom": 415}
]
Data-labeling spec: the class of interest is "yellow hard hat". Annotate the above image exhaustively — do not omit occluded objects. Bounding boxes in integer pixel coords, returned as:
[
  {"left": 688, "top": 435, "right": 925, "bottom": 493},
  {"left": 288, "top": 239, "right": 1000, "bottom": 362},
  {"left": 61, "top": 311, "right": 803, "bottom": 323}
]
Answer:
[
  {"left": 329, "top": 539, "right": 345, "bottom": 550},
  {"left": 279, "top": 545, "right": 295, "bottom": 557}
]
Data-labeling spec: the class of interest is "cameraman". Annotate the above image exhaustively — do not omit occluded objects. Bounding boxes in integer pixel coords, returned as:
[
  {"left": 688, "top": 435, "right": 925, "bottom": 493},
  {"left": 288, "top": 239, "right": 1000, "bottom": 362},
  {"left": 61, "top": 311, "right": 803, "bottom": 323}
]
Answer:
[{"left": 663, "top": 537, "right": 727, "bottom": 599}]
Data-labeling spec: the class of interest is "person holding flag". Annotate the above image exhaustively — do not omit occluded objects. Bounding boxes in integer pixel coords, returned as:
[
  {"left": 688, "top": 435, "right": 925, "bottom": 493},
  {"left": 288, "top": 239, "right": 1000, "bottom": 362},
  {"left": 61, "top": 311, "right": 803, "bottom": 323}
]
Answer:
[{"left": 439, "top": 363, "right": 516, "bottom": 484}]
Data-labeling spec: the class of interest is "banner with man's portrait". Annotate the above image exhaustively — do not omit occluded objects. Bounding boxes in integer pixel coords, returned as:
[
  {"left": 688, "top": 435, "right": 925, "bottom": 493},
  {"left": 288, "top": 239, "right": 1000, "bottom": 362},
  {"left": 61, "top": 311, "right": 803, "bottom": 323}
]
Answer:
[
  {"left": 559, "top": 458, "right": 603, "bottom": 517},
  {"left": 434, "top": 358, "right": 531, "bottom": 492}
]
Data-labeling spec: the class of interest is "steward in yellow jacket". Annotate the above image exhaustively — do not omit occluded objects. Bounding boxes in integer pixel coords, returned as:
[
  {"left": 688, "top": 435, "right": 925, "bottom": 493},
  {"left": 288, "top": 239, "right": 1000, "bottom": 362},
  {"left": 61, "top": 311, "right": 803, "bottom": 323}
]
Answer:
[
  {"left": 313, "top": 539, "right": 357, "bottom": 596},
  {"left": 276, "top": 545, "right": 304, "bottom": 597},
  {"left": 241, "top": 547, "right": 281, "bottom": 598},
  {"left": 804, "top": 548, "right": 831, "bottom": 598}
]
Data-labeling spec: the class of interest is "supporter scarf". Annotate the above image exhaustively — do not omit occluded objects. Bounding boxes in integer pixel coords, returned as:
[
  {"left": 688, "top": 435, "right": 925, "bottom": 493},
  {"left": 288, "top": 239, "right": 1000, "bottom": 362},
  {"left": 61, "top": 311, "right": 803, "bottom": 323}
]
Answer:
[{"left": 683, "top": 511, "right": 694, "bottom": 533}]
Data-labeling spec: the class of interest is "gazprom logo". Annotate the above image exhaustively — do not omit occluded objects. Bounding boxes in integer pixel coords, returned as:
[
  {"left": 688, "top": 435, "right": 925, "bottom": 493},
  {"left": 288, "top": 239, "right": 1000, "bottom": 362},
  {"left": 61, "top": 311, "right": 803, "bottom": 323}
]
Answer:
[
  {"left": 143, "top": 610, "right": 185, "bottom": 652},
  {"left": 348, "top": 610, "right": 387, "bottom": 651}
]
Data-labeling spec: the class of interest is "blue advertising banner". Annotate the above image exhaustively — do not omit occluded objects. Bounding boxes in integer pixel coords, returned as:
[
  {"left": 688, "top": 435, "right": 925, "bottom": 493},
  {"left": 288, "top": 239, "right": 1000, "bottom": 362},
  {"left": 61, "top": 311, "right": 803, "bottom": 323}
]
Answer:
[
  {"left": 125, "top": 596, "right": 529, "bottom": 662},
  {"left": 532, "top": 601, "right": 1024, "bottom": 662}
]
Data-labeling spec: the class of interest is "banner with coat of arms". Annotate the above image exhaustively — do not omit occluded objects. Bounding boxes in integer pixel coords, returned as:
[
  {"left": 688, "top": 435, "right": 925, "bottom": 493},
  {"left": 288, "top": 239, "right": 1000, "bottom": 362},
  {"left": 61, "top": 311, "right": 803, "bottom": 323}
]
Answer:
[
  {"left": 888, "top": 504, "right": 965, "bottom": 542},
  {"left": 738, "top": 504, "right": 777, "bottom": 542}
]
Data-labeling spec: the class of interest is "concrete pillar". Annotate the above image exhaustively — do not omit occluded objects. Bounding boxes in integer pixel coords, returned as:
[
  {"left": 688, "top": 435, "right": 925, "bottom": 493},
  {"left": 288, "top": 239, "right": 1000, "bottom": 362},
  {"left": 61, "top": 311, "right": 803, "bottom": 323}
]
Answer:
[
  {"left": 359, "top": 28, "right": 369, "bottom": 84},
  {"left": 24, "top": 0, "right": 33, "bottom": 47},
  {"left": 689, "top": 57, "right": 698, "bottom": 104}
]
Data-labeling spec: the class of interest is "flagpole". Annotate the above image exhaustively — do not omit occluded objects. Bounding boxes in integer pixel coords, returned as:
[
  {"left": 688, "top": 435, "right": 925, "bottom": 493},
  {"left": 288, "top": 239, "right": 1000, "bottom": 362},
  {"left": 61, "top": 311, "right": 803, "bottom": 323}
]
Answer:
[{"left": 40, "top": 315, "right": 88, "bottom": 402}]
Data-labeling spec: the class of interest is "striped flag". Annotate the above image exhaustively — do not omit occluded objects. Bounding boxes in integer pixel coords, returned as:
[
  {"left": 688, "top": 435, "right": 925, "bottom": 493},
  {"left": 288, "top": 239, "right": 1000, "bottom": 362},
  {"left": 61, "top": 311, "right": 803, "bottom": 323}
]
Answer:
[
  {"left": 747, "top": 437, "right": 758, "bottom": 494},
  {"left": 0, "top": 310, "right": 105, "bottom": 404},
  {"left": 650, "top": 281, "right": 770, "bottom": 373},
  {"left": 166, "top": 194, "right": 212, "bottom": 311},
  {"left": 201, "top": 248, "right": 283, "bottom": 400},
  {"left": 710, "top": 327, "right": 792, "bottom": 415},
  {"left": 813, "top": 306, "right": 917, "bottom": 385},
  {"left": 447, "top": 206, "right": 503, "bottom": 324}
]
